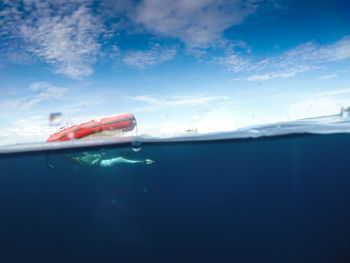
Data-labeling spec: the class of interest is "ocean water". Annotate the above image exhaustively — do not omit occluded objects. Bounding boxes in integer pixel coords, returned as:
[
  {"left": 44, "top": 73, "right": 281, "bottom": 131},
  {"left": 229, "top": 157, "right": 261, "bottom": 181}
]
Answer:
[{"left": 1, "top": 115, "right": 350, "bottom": 262}]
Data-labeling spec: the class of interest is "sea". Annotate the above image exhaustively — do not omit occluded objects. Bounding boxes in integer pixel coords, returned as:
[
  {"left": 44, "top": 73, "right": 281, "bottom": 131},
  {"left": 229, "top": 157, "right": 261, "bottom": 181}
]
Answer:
[{"left": 1, "top": 114, "right": 350, "bottom": 263}]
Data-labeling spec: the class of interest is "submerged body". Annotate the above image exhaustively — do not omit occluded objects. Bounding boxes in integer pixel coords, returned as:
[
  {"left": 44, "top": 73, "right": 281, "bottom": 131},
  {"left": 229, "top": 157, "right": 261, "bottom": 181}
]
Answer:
[{"left": 65, "top": 152, "right": 154, "bottom": 167}]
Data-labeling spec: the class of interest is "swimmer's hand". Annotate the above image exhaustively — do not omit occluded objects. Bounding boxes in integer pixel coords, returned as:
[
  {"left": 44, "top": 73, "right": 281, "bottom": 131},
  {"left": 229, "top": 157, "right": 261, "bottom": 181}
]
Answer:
[{"left": 145, "top": 159, "right": 154, "bottom": 165}]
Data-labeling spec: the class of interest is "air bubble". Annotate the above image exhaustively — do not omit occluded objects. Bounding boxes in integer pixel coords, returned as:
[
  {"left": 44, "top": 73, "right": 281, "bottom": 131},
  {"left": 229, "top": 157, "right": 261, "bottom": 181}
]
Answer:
[
  {"left": 100, "top": 148, "right": 107, "bottom": 156},
  {"left": 131, "top": 141, "right": 142, "bottom": 152}
]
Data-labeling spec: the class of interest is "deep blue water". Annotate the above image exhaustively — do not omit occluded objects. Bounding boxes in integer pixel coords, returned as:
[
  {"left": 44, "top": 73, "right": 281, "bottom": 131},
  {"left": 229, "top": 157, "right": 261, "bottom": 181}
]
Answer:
[{"left": 1, "top": 133, "right": 350, "bottom": 262}]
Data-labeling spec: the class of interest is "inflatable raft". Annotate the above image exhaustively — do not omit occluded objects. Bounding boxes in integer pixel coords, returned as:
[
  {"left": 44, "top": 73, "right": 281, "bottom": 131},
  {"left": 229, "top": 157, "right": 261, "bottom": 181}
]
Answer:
[{"left": 47, "top": 113, "right": 136, "bottom": 142}]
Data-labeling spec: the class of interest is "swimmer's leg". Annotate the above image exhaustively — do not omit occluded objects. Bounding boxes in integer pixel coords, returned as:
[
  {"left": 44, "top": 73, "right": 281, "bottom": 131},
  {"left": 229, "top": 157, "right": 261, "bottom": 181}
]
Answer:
[{"left": 100, "top": 157, "right": 152, "bottom": 167}]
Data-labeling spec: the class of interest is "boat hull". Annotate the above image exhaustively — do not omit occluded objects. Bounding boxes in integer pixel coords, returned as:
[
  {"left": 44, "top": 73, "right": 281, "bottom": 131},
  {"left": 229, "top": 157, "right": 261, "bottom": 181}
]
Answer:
[{"left": 47, "top": 113, "right": 136, "bottom": 142}]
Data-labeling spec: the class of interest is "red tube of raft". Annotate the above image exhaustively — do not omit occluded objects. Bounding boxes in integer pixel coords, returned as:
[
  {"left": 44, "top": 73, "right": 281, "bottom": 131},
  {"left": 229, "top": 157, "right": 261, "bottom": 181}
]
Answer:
[{"left": 46, "top": 113, "right": 136, "bottom": 142}]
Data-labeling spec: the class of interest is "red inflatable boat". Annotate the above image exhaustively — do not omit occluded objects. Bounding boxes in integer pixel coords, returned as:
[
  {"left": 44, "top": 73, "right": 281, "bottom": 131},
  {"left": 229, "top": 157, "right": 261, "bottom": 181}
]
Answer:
[{"left": 47, "top": 113, "right": 136, "bottom": 142}]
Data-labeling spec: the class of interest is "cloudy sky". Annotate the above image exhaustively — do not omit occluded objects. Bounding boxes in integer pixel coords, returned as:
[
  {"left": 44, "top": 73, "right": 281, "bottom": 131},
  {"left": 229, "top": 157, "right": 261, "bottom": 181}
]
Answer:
[{"left": 0, "top": 0, "right": 350, "bottom": 144}]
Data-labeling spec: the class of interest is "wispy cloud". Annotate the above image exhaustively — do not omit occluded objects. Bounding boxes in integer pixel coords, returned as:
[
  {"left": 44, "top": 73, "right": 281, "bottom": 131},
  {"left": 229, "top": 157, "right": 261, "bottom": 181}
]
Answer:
[
  {"left": 0, "top": 0, "right": 294, "bottom": 76},
  {"left": 132, "top": 0, "right": 259, "bottom": 48},
  {"left": 283, "top": 37, "right": 350, "bottom": 63},
  {"left": 217, "top": 36, "right": 350, "bottom": 81},
  {"left": 314, "top": 88, "right": 350, "bottom": 97},
  {"left": 123, "top": 45, "right": 177, "bottom": 69},
  {"left": 20, "top": 5, "right": 102, "bottom": 78},
  {"left": 216, "top": 54, "right": 252, "bottom": 73},
  {"left": 131, "top": 94, "right": 228, "bottom": 107},
  {"left": 0, "top": 0, "right": 103, "bottom": 78},
  {"left": 246, "top": 68, "right": 311, "bottom": 82},
  {"left": 0, "top": 82, "right": 67, "bottom": 110},
  {"left": 319, "top": 74, "right": 338, "bottom": 80}
]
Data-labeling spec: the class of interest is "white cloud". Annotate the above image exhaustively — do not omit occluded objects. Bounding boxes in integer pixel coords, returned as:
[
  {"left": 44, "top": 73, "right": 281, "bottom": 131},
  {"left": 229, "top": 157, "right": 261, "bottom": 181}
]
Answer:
[
  {"left": 283, "top": 37, "right": 350, "bottom": 64},
  {"left": 131, "top": 94, "right": 228, "bottom": 107},
  {"left": 20, "top": 6, "right": 102, "bottom": 78},
  {"left": 217, "top": 36, "right": 350, "bottom": 81},
  {"left": 0, "top": 82, "right": 67, "bottom": 110},
  {"left": 216, "top": 54, "right": 252, "bottom": 73},
  {"left": 123, "top": 45, "right": 177, "bottom": 69},
  {"left": 0, "top": 100, "right": 22, "bottom": 110},
  {"left": 314, "top": 88, "right": 350, "bottom": 97},
  {"left": 133, "top": 0, "right": 258, "bottom": 48},
  {"left": 246, "top": 68, "right": 309, "bottom": 82},
  {"left": 319, "top": 74, "right": 338, "bottom": 80},
  {"left": 0, "top": 0, "right": 103, "bottom": 78}
]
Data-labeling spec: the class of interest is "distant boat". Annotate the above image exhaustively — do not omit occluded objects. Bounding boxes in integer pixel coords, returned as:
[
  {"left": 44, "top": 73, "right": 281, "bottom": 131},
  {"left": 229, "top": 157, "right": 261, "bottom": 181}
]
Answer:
[{"left": 47, "top": 113, "right": 136, "bottom": 142}]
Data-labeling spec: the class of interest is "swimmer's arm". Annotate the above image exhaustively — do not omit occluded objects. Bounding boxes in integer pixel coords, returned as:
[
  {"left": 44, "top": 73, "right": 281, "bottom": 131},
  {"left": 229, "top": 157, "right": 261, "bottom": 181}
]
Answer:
[{"left": 62, "top": 154, "right": 82, "bottom": 164}]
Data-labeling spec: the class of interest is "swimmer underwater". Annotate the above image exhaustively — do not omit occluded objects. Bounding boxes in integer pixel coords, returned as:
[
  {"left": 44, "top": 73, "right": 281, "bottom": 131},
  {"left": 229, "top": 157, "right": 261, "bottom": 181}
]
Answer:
[
  {"left": 64, "top": 152, "right": 154, "bottom": 167},
  {"left": 46, "top": 152, "right": 154, "bottom": 170}
]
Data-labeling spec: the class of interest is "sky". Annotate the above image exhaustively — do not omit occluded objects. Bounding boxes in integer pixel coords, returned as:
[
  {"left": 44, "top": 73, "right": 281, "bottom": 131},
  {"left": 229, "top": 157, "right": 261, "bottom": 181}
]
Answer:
[{"left": 0, "top": 0, "right": 350, "bottom": 145}]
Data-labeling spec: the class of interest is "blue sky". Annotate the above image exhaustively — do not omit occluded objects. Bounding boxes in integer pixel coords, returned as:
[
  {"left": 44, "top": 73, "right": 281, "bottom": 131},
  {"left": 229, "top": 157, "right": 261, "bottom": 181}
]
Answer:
[{"left": 0, "top": 0, "right": 350, "bottom": 144}]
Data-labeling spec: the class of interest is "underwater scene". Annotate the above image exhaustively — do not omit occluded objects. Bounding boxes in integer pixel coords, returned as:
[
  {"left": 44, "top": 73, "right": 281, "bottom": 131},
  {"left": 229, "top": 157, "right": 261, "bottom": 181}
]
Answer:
[{"left": 1, "top": 115, "right": 350, "bottom": 263}]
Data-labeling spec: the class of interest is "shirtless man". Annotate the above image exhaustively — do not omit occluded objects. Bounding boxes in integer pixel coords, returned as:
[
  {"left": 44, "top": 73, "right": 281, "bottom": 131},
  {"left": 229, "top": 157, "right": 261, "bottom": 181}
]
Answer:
[{"left": 46, "top": 152, "right": 154, "bottom": 169}]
